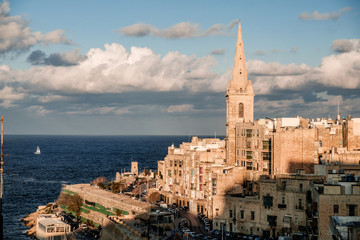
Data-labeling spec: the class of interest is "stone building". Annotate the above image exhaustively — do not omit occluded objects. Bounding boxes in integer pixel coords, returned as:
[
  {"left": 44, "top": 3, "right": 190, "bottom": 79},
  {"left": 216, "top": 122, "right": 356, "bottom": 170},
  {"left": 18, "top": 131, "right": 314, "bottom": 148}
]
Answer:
[
  {"left": 155, "top": 21, "right": 360, "bottom": 239},
  {"left": 310, "top": 164, "right": 360, "bottom": 240},
  {"left": 157, "top": 137, "right": 228, "bottom": 217},
  {"left": 225, "top": 21, "right": 254, "bottom": 167}
]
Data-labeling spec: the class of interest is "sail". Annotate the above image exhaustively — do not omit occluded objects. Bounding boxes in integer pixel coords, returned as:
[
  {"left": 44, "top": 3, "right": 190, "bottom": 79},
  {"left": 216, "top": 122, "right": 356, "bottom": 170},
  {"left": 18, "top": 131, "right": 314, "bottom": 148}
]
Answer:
[{"left": 35, "top": 146, "right": 41, "bottom": 154}]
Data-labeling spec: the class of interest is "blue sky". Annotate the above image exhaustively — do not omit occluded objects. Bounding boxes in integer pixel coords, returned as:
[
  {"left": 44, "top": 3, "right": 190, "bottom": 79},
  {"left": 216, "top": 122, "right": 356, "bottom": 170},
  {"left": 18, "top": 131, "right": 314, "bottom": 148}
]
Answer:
[{"left": 0, "top": 0, "right": 359, "bottom": 135}]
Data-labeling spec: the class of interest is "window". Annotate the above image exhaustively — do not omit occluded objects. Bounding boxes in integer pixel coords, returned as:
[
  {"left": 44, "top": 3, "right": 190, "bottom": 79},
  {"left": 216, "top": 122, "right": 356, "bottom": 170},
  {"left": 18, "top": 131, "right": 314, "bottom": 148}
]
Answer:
[
  {"left": 251, "top": 211, "right": 255, "bottom": 220},
  {"left": 212, "top": 179, "right": 217, "bottom": 187},
  {"left": 240, "top": 210, "right": 244, "bottom": 219},
  {"left": 263, "top": 196, "right": 273, "bottom": 208},
  {"left": 299, "top": 183, "right": 303, "bottom": 192},
  {"left": 168, "top": 170, "right": 171, "bottom": 177},
  {"left": 179, "top": 170, "right": 182, "bottom": 177},
  {"left": 246, "top": 161, "right": 253, "bottom": 170},
  {"left": 246, "top": 129, "right": 253, "bottom": 138},
  {"left": 212, "top": 188, "right": 216, "bottom": 195},
  {"left": 246, "top": 151, "right": 253, "bottom": 159},
  {"left": 191, "top": 169, "right": 195, "bottom": 176},
  {"left": 282, "top": 197, "right": 285, "bottom": 205},
  {"left": 319, "top": 141, "right": 322, "bottom": 147},
  {"left": 169, "top": 160, "right": 173, "bottom": 167},
  {"left": 191, "top": 183, "right": 195, "bottom": 190},
  {"left": 246, "top": 140, "right": 252, "bottom": 148},
  {"left": 174, "top": 160, "right": 177, "bottom": 167},
  {"left": 263, "top": 140, "right": 270, "bottom": 149},
  {"left": 239, "top": 103, "right": 244, "bottom": 118},
  {"left": 334, "top": 205, "right": 339, "bottom": 214},
  {"left": 229, "top": 210, "right": 233, "bottom": 218},
  {"left": 263, "top": 152, "right": 270, "bottom": 160},
  {"left": 348, "top": 205, "right": 357, "bottom": 216},
  {"left": 297, "top": 199, "right": 303, "bottom": 210}
]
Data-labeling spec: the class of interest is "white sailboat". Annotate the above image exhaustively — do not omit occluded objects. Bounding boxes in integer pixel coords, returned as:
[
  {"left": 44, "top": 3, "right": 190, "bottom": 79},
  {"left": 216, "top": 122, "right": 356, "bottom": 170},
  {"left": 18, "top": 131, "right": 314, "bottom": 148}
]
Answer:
[{"left": 34, "top": 146, "right": 41, "bottom": 155}]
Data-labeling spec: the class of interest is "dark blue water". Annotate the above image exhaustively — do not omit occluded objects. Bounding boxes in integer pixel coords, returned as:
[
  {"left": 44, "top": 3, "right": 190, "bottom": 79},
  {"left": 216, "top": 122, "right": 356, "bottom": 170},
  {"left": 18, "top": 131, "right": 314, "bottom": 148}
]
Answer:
[{"left": 3, "top": 135, "right": 197, "bottom": 239}]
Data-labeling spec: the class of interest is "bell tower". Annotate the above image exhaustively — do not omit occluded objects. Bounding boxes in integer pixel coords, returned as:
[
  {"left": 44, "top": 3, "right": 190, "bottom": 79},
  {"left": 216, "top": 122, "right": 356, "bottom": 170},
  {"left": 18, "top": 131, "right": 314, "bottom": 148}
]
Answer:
[{"left": 225, "top": 21, "right": 254, "bottom": 166}]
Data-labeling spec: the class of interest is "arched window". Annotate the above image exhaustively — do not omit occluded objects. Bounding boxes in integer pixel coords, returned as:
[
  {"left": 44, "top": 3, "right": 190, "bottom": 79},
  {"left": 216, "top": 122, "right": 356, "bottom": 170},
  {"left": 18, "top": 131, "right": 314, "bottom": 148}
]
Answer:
[{"left": 239, "top": 103, "right": 244, "bottom": 118}]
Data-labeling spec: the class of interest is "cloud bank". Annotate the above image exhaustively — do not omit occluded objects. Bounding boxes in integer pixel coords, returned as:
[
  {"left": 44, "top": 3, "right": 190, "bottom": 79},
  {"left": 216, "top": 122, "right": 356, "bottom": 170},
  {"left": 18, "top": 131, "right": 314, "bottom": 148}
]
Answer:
[{"left": 0, "top": 39, "right": 359, "bottom": 120}]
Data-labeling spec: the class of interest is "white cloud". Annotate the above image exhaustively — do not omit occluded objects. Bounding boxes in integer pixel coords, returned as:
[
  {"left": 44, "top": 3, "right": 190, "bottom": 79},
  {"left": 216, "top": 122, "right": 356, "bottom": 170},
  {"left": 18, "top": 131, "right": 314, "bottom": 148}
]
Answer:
[
  {"left": 318, "top": 51, "right": 360, "bottom": 89},
  {"left": 331, "top": 39, "right": 360, "bottom": 53},
  {"left": 0, "top": 43, "right": 222, "bottom": 95},
  {"left": 0, "top": 0, "right": 73, "bottom": 54},
  {"left": 37, "top": 95, "right": 68, "bottom": 103},
  {"left": 254, "top": 50, "right": 266, "bottom": 56},
  {"left": 27, "top": 105, "right": 52, "bottom": 115},
  {"left": 66, "top": 107, "right": 130, "bottom": 115},
  {"left": 299, "top": 7, "right": 353, "bottom": 21},
  {"left": 0, "top": 86, "right": 25, "bottom": 108},
  {"left": 119, "top": 20, "right": 238, "bottom": 39},
  {"left": 167, "top": 104, "right": 194, "bottom": 113},
  {"left": 210, "top": 49, "right": 225, "bottom": 55},
  {"left": 249, "top": 49, "right": 360, "bottom": 94}
]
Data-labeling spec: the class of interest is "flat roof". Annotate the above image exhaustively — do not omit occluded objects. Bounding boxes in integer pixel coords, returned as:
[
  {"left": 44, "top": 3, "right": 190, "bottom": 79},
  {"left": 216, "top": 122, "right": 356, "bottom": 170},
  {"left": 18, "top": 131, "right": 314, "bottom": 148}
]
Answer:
[{"left": 38, "top": 218, "right": 66, "bottom": 227}]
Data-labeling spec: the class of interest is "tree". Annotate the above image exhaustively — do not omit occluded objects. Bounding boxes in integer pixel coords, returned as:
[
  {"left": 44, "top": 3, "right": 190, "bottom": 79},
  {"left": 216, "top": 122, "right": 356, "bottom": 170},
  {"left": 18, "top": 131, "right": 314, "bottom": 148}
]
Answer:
[
  {"left": 91, "top": 176, "right": 108, "bottom": 185},
  {"left": 110, "top": 182, "right": 126, "bottom": 193},
  {"left": 57, "top": 193, "right": 83, "bottom": 217},
  {"left": 68, "top": 195, "right": 83, "bottom": 217},
  {"left": 148, "top": 191, "right": 161, "bottom": 203},
  {"left": 115, "top": 209, "right": 123, "bottom": 217},
  {"left": 97, "top": 182, "right": 107, "bottom": 190}
]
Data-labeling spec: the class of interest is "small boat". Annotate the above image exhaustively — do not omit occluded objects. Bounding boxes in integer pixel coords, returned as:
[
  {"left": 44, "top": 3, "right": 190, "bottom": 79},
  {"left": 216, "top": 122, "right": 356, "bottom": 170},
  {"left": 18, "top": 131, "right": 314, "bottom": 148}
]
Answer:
[{"left": 34, "top": 146, "right": 41, "bottom": 155}]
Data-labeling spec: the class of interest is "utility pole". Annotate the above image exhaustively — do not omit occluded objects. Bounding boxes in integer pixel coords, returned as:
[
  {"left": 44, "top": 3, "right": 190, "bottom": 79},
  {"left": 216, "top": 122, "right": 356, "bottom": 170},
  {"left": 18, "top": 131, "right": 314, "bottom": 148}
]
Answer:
[{"left": 0, "top": 115, "right": 4, "bottom": 240}]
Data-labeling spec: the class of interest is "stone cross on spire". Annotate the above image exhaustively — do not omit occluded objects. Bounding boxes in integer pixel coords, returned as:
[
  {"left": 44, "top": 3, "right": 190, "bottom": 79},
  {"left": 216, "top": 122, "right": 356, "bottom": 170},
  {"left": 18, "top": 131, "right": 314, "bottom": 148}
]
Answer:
[{"left": 228, "top": 20, "right": 250, "bottom": 92}]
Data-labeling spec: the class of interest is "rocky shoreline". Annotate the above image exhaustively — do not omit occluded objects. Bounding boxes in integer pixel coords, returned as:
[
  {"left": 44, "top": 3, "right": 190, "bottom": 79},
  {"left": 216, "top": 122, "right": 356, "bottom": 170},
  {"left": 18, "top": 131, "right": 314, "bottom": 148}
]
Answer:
[{"left": 22, "top": 203, "right": 55, "bottom": 238}]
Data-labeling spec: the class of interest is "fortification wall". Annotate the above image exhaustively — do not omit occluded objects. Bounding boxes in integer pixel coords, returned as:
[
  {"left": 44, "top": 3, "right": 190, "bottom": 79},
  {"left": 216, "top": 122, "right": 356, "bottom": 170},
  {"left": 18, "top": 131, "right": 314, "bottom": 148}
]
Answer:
[{"left": 100, "top": 217, "right": 145, "bottom": 240}]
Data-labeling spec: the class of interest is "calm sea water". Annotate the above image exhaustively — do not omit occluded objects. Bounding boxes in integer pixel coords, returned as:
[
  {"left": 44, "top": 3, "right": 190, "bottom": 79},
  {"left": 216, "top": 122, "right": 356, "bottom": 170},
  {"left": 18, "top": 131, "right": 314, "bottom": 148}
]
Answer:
[{"left": 2, "top": 135, "right": 203, "bottom": 239}]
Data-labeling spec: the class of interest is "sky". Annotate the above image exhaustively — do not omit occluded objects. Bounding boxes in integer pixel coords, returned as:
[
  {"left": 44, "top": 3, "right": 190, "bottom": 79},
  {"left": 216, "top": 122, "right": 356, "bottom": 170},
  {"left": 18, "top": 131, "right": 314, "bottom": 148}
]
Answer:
[{"left": 0, "top": 0, "right": 359, "bottom": 135}]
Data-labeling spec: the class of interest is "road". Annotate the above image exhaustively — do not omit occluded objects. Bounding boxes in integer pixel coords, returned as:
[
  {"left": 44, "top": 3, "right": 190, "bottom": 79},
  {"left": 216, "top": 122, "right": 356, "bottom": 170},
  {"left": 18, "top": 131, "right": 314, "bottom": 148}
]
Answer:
[{"left": 178, "top": 210, "right": 209, "bottom": 236}]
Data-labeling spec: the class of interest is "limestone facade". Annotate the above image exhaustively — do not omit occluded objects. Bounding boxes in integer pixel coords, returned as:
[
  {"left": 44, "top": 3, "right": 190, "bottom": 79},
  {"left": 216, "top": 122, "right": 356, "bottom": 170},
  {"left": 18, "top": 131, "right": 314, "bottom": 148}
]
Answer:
[
  {"left": 155, "top": 21, "right": 360, "bottom": 239},
  {"left": 225, "top": 22, "right": 254, "bottom": 167}
]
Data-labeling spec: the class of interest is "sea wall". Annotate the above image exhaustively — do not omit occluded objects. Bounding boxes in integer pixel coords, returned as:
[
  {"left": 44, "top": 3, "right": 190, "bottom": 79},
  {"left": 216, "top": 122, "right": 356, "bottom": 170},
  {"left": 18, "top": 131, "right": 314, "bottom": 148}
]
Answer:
[
  {"left": 100, "top": 217, "right": 145, "bottom": 240},
  {"left": 61, "top": 184, "right": 149, "bottom": 226}
]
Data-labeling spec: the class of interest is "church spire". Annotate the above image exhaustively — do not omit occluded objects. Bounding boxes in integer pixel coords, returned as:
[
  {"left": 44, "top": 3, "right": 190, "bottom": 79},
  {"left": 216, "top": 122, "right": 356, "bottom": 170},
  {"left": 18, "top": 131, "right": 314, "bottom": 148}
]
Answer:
[{"left": 228, "top": 20, "right": 249, "bottom": 92}]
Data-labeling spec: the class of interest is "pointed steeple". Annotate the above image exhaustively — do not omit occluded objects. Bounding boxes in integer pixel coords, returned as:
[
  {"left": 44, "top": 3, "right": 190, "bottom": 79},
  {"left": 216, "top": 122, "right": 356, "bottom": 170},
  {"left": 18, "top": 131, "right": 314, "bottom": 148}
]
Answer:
[{"left": 228, "top": 20, "right": 249, "bottom": 92}]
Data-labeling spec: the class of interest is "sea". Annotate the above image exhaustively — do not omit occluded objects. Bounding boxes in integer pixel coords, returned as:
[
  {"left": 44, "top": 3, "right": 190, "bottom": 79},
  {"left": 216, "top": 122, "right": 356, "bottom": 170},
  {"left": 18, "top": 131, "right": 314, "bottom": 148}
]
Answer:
[{"left": 2, "top": 135, "right": 215, "bottom": 239}]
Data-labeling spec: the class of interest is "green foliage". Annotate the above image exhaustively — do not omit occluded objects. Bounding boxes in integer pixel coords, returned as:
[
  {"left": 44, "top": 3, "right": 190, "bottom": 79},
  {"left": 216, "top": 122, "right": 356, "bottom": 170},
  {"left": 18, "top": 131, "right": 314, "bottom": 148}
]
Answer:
[
  {"left": 57, "top": 192, "right": 83, "bottom": 217},
  {"left": 62, "top": 189, "right": 78, "bottom": 195},
  {"left": 68, "top": 194, "right": 83, "bottom": 217}
]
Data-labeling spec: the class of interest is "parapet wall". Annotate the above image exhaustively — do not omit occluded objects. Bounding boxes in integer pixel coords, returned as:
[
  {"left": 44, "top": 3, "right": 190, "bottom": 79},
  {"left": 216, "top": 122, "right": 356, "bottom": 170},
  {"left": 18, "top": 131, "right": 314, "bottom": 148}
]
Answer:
[{"left": 100, "top": 217, "right": 145, "bottom": 240}]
